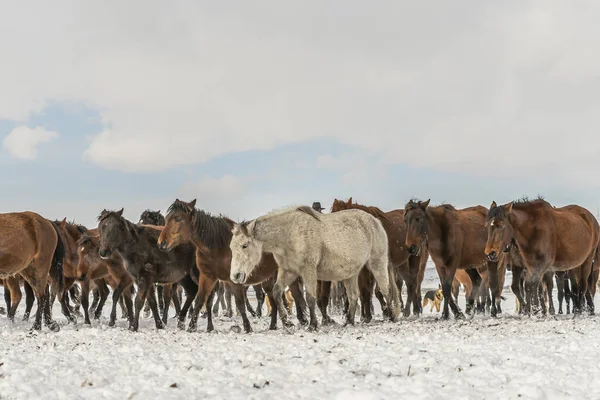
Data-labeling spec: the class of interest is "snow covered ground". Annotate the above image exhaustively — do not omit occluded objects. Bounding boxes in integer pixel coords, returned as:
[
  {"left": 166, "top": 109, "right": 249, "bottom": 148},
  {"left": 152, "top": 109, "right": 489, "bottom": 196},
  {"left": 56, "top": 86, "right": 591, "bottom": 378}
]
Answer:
[{"left": 0, "top": 266, "right": 599, "bottom": 400}]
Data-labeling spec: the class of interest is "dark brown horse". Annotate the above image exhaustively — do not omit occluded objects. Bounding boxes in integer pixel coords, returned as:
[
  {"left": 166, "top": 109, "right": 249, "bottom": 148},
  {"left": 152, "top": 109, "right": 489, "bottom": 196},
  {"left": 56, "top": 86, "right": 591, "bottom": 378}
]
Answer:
[
  {"left": 97, "top": 209, "right": 200, "bottom": 331},
  {"left": 404, "top": 200, "right": 498, "bottom": 319},
  {"left": 330, "top": 197, "right": 427, "bottom": 318},
  {"left": 0, "top": 212, "right": 64, "bottom": 331},
  {"left": 76, "top": 230, "right": 136, "bottom": 325},
  {"left": 157, "top": 199, "right": 308, "bottom": 333},
  {"left": 51, "top": 218, "right": 90, "bottom": 323},
  {"left": 484, "top": 198, "right": 600, "bottom": 315},
  {"left": 139, "top": 210, "right": 183, "bottom": 318}
]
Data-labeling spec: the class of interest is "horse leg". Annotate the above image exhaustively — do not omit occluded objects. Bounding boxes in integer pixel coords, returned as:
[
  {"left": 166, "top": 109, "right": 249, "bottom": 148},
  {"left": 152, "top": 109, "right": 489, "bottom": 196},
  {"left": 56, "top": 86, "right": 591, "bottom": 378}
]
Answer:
[
  {"left": 364, "top": 255, "right": 399, "bottom": 322},
  {"left": 223, "top": 285, "right": 233, "bottom": 318},
  {"left": 486, "top": 261, "right": 501, "bottom": 318},
  {"left": 109, "top": 279, "right": 134, "bottom": 327},
  {"left": 212, "top": 284, "right": 223, "bottom": 315},
  {"left": 6, "top": 277, "right": 22, "bottom": 322},
  {"left": 298, "top": 271, "right": 319, "bottom": 332},
  {"left": 3, "top": 280, "right": 11, "bottom": 317},
  {"left": 21, "top": 280, "right": 34, "bottom": 321},
  {"left": 465, "top": 269, "right": 482, "bottom": 316},
  {"left": 260, "top": 278, "right": 279, "bottom": 330},
  {"left": 342, "top": 275, "right": 360, "bottom": 327},
  {"left": 440, "top": 265, "right": 463, "bottom": 320},
  {"left": 253, "top": 284, "right": 265, "bottom": 318},
  {"left": 175, "top": 275, "right": 198, "bottom": 329},
  {"left": 272, "top": 268, "right": 300, "bottom": 329},
  {"left": 396, "top": 276, "right": 405, "bottom": 314},
  {"left": 586, "top": 266, "right": 599, "bottom": 314},
  {"left": 187, "top": 273, "right": 218, "bottom": 333},
  {"left": 94, "top": 279, "right": 110, "bottom": 320},
  {"left": 244, "top": 286, "right": 257, "bottom": 318},
  {"left": 565, "top": 273, "right": 572, "bottom": 314},
  {"left": 89, "top": 286, "right": 100, "bottom": 317},
  {"left": 80, "top": 279, "right": 92, "bottom": 325},
  {"left": 578, "top": 256, "right": 595, "bottom": 316},
  {"left": 290, "top": 278, "right": 308, "bottom": 325},
  {"left": 358, "top": 268, "right": 374, "bottom": 323},
  {"left": 161, "top": 284, "right": 173, "bottom": 325},
  {"left": 156, "top": 284, "right": 165, "bottom": 314},
  {"left": 544, "top": 272, "right": 555, "bottom": 315},
  {"left": 317, "top": 280, "right": 335, "bottom": 326},
  {"left": 556, "top": 272, "right": 565, "bottom": 314},
  {"left": 230, "top": 284, "right": 252, "bottom": 333},
  {"left": 59, "top": 279, "right": 77, "bottom": 324},
  {"left": 511, "top": 266, "right": 527, "bottom": 315},
  {"left": 172, "top": 284, "right": 182, "bottom": 319}
]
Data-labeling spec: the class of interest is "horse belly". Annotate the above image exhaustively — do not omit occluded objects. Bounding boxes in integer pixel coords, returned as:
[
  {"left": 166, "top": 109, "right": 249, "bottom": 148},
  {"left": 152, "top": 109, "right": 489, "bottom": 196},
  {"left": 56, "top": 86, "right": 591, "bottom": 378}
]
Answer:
[
  {"left": 0, "top": 252, "right": 32, "bottom": 278},
  {"left": 316, "top": 254, "right": 368, "bottom": 282}
]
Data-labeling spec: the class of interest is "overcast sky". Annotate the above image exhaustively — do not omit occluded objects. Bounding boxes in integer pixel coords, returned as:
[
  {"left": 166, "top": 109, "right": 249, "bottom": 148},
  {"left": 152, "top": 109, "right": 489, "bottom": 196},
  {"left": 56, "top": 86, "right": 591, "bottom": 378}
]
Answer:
[{"left": 2, "top": 1, "right": 600, "bottom": 227}]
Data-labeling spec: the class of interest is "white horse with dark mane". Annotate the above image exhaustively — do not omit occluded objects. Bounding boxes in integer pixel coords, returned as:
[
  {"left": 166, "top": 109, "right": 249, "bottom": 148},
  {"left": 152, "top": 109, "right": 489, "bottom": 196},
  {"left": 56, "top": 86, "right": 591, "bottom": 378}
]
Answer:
[{"left": 229, "top": 205, "right": 400, "bottom": 331}]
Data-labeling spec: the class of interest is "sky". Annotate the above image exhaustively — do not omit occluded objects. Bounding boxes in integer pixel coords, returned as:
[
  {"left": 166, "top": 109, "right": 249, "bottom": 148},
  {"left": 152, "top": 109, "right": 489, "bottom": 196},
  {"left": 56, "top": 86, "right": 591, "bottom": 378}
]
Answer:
[{"left": 2, "top": 1, "right": 600, "bottom": 228}]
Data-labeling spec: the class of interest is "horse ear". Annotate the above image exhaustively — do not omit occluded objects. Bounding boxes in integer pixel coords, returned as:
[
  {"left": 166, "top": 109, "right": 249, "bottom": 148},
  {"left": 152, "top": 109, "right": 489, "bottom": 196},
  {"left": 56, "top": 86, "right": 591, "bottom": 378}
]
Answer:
[
  {"left": 504, "top": 202, "right": 514, "bottom": 214},
  {"left": 116, "top": 208, "right": 124, "bottom": 217},
  {"left": 188, "top": 199, "right": 197, "bottom": 210},
  {"left": 347, "top": 197, "right": 353, "bottom": 204},
  {"left": 60, "top": 217, "right": 67, "bottom": 226},
  {"left": 421, "top": 199, "right": 430, "bottom": 208},
  {"left": 490, "top": 201, "right": 497, "bottom": 209}
]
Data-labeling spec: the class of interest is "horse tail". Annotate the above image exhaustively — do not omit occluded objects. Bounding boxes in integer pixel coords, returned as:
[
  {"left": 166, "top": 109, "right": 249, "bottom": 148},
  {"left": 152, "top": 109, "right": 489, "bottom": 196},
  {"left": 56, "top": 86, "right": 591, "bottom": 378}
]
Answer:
[{"left": 49, "top": 222, "right": 66, "bottom": 301}]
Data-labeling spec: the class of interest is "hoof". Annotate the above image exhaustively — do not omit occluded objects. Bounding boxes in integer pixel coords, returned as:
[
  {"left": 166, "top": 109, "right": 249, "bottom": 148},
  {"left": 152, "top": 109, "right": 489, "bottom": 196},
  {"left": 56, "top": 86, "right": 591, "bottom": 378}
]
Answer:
[
  {"left": 156, "top": 323, "right": 165, "bottom": 330},
  {"left": 455, "top": 312, "right": 466, "bottom": 320},
  {"left": 128, "top": 325, "right": 138, "bottom": 332},
  {"left": 108, "top": 320, "right": 115, "bottom": 327},
  {"left": 307, "top": 324, "right": 319, "bottom": 332},
  {"left": 85, "top": 319, "right": 92, "bottom": 325},
  {"left": 177, "top": 321, "right": 186, "bottom": 330},
  {"left": 322, "top": 318, "right": 337, "bottom": 326},
  {"left": 298, "top": 319, "right": 309, "bottom": 327},
  {"left": 48, "top": 321, "right": 60, "bottom": 332},
  {"left": 268, "top": 325, "right": 277, "bottom": 331},
  {"left": 230, "top": 325, "right": 242, "bottom": 334},
  {"left": 187, "top": 326, "right": 197, "bottom": 333}
]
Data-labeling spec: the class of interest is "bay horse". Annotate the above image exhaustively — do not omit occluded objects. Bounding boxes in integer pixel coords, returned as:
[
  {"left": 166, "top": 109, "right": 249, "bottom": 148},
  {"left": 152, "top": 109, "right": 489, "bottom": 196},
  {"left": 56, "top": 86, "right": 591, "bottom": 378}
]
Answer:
[
  {"left": 404, "top": 200, "right": 498, "bottom": 319},
  {"left": 0, "top": 211, "right": 64, "bottom": 331},
  {"left": 229, "top": 205, "right": 400, "bottom": 331},
  {"left": 484, "top": 198, "right": 600, "bottom": 315},
  {"left": 76, "top": 231, "right": 136, "bottom": 325},
  {"left": 97, "top": 209, "right": 200, "bottom": 331},
  {"left": 330, "top": 197, "right": 427, "bottom": 318},
  {"left": 157, "top": 199, "right": 308, "bottom": 333}
]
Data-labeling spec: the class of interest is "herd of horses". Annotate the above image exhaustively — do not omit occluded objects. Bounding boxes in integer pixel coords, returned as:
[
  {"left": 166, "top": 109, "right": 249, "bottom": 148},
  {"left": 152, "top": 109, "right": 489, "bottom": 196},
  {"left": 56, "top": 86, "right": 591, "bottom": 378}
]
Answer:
[{"left": 0, "top": 195, "right": 597, "bottom": 333}]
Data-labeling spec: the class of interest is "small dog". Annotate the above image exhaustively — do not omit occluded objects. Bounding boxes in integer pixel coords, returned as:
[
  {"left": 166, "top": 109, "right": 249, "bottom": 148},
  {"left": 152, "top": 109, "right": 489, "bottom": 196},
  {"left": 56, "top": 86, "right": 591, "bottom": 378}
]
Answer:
[
  {"left": 266, "top": 288, "right": 295, "bottom": 316},
  {"left": 422, "top": 286, "right": 444, "bottom": 313}
]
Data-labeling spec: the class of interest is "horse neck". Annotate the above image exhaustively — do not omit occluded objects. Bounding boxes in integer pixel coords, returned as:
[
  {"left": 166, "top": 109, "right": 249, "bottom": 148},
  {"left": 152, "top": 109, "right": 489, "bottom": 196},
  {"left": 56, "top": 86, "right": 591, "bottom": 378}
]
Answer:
[
  {"left": 425, "top": 207, "right": 447, "bottom": 242},
  {"left": 508, "top": 209, "right": 531, "bottom": 246},
  {"left": 190, "top": 210, "right": 233, "bottom": 251},
  {"left": 252, "top": 215, "right": 293, "bottom": 253},
  {"left": 116, "top": 219, "right": 142, "bottom": 256}
]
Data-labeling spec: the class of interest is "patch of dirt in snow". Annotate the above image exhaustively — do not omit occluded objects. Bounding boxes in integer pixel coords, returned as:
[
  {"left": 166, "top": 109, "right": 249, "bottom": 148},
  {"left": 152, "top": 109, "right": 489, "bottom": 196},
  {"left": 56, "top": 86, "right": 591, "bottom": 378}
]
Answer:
[{"left": 0, "top": 293, "right": 598, "bottom": 399}]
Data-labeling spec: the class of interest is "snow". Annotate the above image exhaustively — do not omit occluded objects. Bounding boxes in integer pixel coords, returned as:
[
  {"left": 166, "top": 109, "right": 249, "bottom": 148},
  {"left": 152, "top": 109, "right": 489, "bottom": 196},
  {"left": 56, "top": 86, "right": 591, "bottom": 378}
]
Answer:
[{"left": 0, "top": 267, "right": 599, "bottom": 399}]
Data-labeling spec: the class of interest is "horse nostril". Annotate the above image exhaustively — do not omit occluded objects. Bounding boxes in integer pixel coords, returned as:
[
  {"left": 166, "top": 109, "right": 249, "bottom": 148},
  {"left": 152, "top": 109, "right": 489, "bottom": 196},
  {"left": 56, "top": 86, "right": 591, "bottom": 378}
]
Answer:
[
  {"left": 488, "top": 251, "right": 497, "bottom": 260},
  {"left": 408, "top": 245, "right": 417, "bottom": 255}
]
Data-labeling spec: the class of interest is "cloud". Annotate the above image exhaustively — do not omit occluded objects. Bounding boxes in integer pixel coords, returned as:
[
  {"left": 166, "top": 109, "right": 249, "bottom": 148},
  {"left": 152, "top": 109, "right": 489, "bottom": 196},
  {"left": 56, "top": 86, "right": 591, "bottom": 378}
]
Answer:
[
  {"left": 2, "top": 125, "right": 59, "bottom": 160},
  {"left": 1, "top": 1, "right": 600, "bottom": 186},
  {"left": 315, "top": 152, "right": 388, "bottom": 184},
  {"left": 180, "top": 175, "right": 244, "bottom": 200}
]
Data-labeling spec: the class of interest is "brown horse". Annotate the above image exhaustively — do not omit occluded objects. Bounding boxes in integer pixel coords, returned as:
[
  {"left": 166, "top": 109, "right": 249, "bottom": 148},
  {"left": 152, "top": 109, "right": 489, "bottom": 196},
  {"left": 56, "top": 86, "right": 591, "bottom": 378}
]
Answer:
[
  {"left": 0, "top": 212, "right": 64, "bottom": 331},
  {"left": 51, "top": 218, "right": 90, "bottom": 323},
  {"left": 331, "top": 197, "right": 426, "bottom": 318},
  {"left": 404, "top": 200, "right": 498, "bottom": 319},
  {"left": 157, "top": 199, "right": 308, "bottom": 333},
  {"left": 484, "top": 198, "right": 600, "bottom": 315}
]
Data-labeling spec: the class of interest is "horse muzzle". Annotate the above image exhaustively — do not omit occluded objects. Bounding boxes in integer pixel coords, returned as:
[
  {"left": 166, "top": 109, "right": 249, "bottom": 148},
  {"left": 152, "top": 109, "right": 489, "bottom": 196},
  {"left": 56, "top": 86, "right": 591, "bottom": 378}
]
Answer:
[
  {"left": 407, "top": 244, "right": 419, "bottom": 256},
  {"left": 77, "top": 274, "right": 86, "bottom": 282}
]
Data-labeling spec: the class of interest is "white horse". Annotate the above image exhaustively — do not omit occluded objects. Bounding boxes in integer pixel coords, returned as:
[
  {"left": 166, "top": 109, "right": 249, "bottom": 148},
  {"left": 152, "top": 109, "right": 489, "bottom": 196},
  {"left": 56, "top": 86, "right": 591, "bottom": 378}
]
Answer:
[{"left": 229, "top": 205, "right": 399, "bottom": 331}]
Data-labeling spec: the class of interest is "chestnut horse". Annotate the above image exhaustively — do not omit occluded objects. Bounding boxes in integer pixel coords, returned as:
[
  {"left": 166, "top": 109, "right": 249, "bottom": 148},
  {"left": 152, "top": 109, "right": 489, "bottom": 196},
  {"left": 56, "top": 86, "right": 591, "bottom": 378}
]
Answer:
[
  {"left": 158, "top": 199, "right": 308, "bottom": 333},
  {"left": 404, "top": 200, "right": 498, "bottom": 319},
  {"left": 330, "top": 197, "right": 426, "bottom": 318},
  {"left": 484, "top": 198, "right": 600, "bottom": 315},
  {"left": 0, "top": 211, "right": 64, "bottom": 331}
]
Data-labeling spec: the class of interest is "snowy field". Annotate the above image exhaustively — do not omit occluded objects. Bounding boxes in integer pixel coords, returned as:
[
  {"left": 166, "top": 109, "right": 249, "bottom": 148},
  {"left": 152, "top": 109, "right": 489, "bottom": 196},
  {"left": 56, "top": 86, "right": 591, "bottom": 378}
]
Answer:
[{"left": 0, "top": 265, "right": 599, "bottom": 400}]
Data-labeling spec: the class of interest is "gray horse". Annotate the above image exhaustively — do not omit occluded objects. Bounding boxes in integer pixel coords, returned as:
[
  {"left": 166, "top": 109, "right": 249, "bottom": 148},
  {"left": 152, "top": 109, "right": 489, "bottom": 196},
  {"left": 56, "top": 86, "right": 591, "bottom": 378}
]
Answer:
[{"left": 229, "top": 205, "right": 399, "bottom": 331}]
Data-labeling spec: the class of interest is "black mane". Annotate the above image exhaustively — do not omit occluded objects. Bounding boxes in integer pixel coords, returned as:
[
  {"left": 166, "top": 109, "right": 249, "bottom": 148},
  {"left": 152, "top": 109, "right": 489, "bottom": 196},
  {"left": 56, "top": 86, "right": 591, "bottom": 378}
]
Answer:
[{"left": 167, "top": 200, "right": 233, "bottom": 249}]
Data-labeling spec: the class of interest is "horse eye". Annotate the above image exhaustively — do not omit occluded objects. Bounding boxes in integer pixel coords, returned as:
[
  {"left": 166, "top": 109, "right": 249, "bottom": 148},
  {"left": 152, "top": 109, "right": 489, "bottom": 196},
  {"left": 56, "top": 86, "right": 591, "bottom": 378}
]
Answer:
[{"left": 242, "top": 243, "right": 248, "bottom": 249}]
